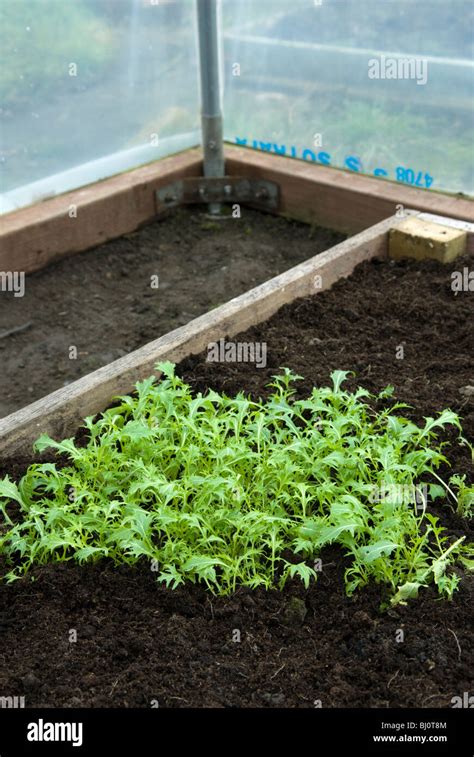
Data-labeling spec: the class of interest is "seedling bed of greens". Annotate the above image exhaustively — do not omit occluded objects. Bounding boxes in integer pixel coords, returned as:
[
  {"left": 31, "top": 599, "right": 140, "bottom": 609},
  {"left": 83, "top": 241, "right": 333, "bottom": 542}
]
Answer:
[{"left": 1, "top": 362, "right": 472, "bottom": 608}]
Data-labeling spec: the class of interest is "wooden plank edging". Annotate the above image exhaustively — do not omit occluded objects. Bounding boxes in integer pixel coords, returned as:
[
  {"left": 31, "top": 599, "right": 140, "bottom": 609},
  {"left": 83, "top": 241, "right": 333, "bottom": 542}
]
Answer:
[
  {"left": 225, "top": 146, "right": 474, "bottom": 250},
  {"left": 0, "top": 149, "right": 202, "bottom": 275},
  {"left": 1, "top": 145, "right": 473, "bottom": 275},
  {"left": 0, "top": 213, "right": 411, "bottom": 461}
]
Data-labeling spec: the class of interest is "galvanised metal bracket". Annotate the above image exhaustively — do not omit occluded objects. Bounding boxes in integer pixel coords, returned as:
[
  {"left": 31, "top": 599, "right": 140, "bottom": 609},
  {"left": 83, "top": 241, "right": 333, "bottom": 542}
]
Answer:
[{"left": 156, "top": 176, "right": 280, "bottom": 213}]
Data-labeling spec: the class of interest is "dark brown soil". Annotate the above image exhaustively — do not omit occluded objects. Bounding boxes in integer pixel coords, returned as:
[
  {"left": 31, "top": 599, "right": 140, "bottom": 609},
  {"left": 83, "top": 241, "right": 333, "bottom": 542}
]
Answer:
[
  {"left": 178, "top": 252, "right": 474, "bottom": 483},
  {"left": 0, "top": 243, "right": 473, "bottom": 709},
  {"left": 0, "top": 551, "right": 472, "bottom": 710},
  {"left": 0, "top": 208, "right": 342, "bottom": 418}
]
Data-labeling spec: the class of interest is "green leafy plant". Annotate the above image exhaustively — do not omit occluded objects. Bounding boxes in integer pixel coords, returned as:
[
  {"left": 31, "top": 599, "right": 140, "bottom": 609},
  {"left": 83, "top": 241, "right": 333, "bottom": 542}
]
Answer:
[
  {"left": 0, "top": 363, "right": 472, "bottom": 607},
  {"left": 448, "top": 474, "right": 474, "bottom": 519}
]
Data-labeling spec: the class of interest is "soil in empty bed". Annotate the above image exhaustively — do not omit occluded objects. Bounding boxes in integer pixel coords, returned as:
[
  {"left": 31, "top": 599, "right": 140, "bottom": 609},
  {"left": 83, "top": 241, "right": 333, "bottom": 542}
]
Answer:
[
  {"left": 0, "top": 209, "right": 342, "bottom": 418},
  {"left": 0, "top": 249, "right": 473, "bottom": 708}
]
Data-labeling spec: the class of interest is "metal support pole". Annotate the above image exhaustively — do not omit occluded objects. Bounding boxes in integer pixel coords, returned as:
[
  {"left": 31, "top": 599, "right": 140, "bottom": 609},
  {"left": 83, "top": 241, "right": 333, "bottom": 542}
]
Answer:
[{"left": 196, "top": 0, "right": 225, "bottom": 214}]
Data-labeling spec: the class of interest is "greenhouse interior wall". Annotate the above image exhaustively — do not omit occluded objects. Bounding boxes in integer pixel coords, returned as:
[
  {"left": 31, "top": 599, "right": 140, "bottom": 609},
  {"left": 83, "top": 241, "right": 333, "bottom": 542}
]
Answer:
[{"left": 1, "top": 0, "right": 473, "bottom": 215}]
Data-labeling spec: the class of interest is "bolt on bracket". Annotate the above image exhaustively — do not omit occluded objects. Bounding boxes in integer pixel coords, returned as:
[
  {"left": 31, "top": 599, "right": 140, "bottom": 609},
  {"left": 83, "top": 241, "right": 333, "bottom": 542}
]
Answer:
[{"left": 156, "top": 176, "right": 280, "bottom": 213}]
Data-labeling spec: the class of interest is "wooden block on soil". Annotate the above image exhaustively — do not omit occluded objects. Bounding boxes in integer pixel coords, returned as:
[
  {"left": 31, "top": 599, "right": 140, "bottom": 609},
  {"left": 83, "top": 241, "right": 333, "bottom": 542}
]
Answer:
[{"left": 389, "top": 216, "right": 467, "bottom": 263}]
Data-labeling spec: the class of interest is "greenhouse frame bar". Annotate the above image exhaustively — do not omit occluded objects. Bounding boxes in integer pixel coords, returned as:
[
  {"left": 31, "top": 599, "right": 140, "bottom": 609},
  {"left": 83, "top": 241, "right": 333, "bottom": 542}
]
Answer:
[{"left": 197, "top": 0, "right": 225, "bottom": 214}]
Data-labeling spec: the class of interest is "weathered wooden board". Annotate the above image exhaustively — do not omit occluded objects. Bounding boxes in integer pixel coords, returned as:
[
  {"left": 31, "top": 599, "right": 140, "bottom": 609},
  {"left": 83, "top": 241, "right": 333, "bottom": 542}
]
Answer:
[
  {"left": 225, "top": 146, "right": 474, "bottom": 252},
  {"left": 0, "top": 149, "right": 201, "bottom": 274},
  {"left": 1, "top": 145, "right": 473, "bottom": 275},
  {"left": 0, "top": 213, "right": 411, "bottom": 461}
]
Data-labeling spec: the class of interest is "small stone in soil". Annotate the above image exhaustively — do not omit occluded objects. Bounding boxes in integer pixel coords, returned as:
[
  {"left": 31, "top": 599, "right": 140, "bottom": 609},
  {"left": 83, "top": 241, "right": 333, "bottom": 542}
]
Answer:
[
  {"left": 261, "top": 691, "right": 286, "bottom": 705},
  {"left": 22, "top": 672, "right": 40, "bottom": 690},
  {"left": 283, "top": 596, "right": 307, "bottom": 625}
]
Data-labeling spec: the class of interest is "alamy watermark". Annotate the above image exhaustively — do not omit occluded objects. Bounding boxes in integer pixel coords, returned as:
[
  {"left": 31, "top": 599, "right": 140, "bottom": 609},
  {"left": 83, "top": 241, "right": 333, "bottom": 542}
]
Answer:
[
  {"left": 0, "top": 695, "right": 25, "bottom": 708},
  {"left": 27, "top": 719, "right": 83, "bottom": 748},
  {"left": 369, "top": 483, "right": 428, "bottom": 510},
  {"left": 207, "top": 338, "right": 267, "bottom": 369},
  {"left": 451, "top": 267, "right": 474, "bottom": 292},
  {"left": 451, "top": 691, "right": 474, "bottom": 708},
  {"left": 0, "top": 271, "right": 25, "bottom": 297},
  {"left": 368, "top": 55, "right": 428, "bottom": 85}
]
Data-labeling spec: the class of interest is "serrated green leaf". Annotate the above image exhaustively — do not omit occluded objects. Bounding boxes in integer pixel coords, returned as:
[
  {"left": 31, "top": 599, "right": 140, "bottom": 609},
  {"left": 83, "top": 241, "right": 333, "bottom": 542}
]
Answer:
[
  {"left": 428, "top": 484, "right": 446, "bottom": 501},
  {"left": 357, "top": 540, "right": 399, "bottom": 564},
  {"left": 391, "top": 581, "right": 424, "bottom": 606},
  {"left": 0, "top": 477, "right": 24, "bottom": 508},
  {"left": 330, "top": 370, "right": 352, "bottom": 393}
]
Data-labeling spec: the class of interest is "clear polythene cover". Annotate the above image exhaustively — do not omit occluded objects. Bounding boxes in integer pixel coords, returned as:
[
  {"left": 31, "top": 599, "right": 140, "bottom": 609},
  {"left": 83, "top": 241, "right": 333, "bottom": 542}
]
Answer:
[
  {"left": 0, "top": 0, "right": 201, "bottom": 212},
  {"left": 1, "top": 0, "right": 472, "bottom": 214},
  {"left": 222, "top": 0, "right": 473, "bottom": 196}
]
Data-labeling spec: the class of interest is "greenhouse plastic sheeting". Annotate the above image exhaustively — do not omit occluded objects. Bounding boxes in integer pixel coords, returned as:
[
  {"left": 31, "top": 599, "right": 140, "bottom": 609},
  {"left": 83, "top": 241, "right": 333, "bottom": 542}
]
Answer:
[
  {"left": 1, "top": 0, "right": 473, "bottom": 215},
  {"left": 0, "top": 0, "right": 200, "bottom": 213},
  {"left": 223, "top": 0, "right": 474, "bottom": 196}
]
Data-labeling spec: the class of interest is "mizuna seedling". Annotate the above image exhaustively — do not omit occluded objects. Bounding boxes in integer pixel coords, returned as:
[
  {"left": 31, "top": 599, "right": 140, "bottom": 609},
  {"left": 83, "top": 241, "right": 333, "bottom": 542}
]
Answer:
[{"left": 0, "top": 363, "right": 472, "bottom": 606}]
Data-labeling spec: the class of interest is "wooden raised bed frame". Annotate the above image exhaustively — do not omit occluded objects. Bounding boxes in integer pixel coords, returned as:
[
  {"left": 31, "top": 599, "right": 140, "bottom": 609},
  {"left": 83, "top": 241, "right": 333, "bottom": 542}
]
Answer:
[
  {"left": 0, "top": 146, "right": 473, "bottom": 461},
  {"left": 2, "top": 145, "right": 473, "bottom": 275}
]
